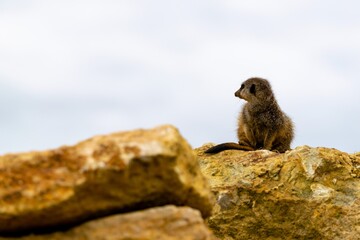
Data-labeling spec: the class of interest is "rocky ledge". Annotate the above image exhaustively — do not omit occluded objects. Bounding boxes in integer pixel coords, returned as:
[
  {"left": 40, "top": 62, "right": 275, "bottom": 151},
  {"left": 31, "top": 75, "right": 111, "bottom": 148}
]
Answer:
[
  {"left": 196, "top": 144, "right": 360, "bottom": 240},
  {"left": 0, "top": 125, "right": 215, "bottom": 239},
  {"left": 0, "top": 125, "right": 359, "bottom": 240}
]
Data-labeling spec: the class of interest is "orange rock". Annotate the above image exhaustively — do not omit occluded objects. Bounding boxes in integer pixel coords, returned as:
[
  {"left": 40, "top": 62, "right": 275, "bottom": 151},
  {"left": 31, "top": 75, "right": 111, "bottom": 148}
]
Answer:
[
  {"left": 0, "top": 125, "right": 214, "bottom": 235},
  {"left": 0, "top": 206, "right": 217, "bottom": 240},
  {"left": 196, "top": 145, "right": 360, "bottom": 240}
]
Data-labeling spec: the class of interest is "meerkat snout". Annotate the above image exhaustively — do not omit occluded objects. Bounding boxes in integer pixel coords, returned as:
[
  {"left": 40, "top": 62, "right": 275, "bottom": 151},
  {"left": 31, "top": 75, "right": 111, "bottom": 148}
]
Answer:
[{"left": 235, "top": 83, "right": 245, "bottom": 98}]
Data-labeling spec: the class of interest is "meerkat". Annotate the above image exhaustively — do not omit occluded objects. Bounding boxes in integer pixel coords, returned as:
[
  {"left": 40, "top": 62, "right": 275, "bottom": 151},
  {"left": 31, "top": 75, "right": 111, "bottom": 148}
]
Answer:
[{"left": 205, "top": 77, "right": 294, "bottom": 154}]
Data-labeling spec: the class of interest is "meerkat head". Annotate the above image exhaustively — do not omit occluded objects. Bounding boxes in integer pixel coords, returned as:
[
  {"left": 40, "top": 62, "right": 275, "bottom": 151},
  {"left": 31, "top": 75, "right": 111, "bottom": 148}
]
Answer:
[{"left": 235, "top": 77, "right": 273, "bottom": 103}]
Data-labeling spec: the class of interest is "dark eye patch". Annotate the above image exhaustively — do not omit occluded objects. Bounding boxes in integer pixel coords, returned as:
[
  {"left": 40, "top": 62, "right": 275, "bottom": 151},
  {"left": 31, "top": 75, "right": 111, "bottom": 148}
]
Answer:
[
  {"left": 240, "top": 84, "right": 245, "bottom": 90},
  {"left": 250, "top": 84, "right": 256, "bottom": 94}
]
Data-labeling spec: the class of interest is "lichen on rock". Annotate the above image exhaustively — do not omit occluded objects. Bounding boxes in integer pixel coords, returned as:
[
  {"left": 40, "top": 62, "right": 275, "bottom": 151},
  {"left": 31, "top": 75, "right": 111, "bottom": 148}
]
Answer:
[{"left": 196, "top": 144, "right": 360, "bottom": 240}]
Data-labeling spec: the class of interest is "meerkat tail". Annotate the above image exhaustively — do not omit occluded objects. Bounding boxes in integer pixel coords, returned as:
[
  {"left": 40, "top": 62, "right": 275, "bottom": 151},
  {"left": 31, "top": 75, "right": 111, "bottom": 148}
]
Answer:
[{"left": 205, "top": 142, "right": 254, "bottom": 154}]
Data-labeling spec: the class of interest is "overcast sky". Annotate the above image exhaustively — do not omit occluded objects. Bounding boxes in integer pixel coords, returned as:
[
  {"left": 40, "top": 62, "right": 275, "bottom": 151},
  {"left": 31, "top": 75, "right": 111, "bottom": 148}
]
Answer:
[{"left": 1, "top": 0, "right": 359, "bottom": 155}]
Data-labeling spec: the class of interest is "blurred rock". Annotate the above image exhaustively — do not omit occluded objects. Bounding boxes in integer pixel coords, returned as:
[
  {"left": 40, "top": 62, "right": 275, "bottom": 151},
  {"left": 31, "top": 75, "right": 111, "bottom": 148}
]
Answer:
[
  {"left": 0, "top": 125, "right": 214, "bottom": 234},
  {"left": 196, "top": 145, "right": 360, "bottom": 240},
  {"left": 0, "top": 205, "right": 217, "bottom": 240}
]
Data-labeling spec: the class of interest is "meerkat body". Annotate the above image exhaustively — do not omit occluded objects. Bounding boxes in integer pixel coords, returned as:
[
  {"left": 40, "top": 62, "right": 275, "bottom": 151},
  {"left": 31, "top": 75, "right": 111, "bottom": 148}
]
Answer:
[{"left": 205, "top": 77, "right": 294, "bottom": 154}]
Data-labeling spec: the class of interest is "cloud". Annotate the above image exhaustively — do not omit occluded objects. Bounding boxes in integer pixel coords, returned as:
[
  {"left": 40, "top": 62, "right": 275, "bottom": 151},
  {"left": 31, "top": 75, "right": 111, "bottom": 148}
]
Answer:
[{"left": 0, "top": 1, "right": 359, "bottom": 154}]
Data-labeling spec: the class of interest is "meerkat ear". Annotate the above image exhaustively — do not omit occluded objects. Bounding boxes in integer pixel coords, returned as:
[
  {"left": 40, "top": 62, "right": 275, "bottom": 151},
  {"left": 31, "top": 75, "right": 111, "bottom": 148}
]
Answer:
[{"left": 250, "top": 84, "right": 256, "bottom": 94}]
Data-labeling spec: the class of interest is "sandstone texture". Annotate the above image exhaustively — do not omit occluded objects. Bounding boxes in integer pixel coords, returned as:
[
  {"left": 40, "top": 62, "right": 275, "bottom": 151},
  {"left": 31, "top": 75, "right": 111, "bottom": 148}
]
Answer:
[
  {"left": 196, "top": 144, "right": 360, "bottom": 240},
  {"left": 0, "top": 125, "right": 214, "bottom": 235},
  {"left": 0, "top": 205, "right": 217, "bottom": 240}
]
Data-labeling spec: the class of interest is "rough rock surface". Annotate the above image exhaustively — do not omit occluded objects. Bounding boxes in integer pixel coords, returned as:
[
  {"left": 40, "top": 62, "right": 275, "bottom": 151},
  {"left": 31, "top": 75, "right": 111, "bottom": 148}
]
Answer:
[
  {"left": 0, "top": 205, "right": 217, "bottom": 240},
  {"left": 196, "top": 144, "right": 360, "bottom": 240},
  {"left": 0, "top": 125, "right": 214, "bottom": 234}
]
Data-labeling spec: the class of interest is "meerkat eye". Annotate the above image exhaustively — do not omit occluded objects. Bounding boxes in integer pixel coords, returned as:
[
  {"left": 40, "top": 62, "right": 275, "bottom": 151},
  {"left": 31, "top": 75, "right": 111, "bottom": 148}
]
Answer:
[
  {"left": 240, "top": 84, "right": 245, "bottom": 90},
  {"left": 250, "top": 84, "right": 256, "bottom": 94}
]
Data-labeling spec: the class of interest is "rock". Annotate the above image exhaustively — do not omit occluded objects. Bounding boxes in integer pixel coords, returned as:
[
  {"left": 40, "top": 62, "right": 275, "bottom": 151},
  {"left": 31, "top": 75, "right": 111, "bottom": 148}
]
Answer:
[
  {"left": 0, "top": 125, "right": 214, "bottom": 235},
  {"left": 196, "top": 144, "right": 360, "bottom": 240},
  {"left": 0, "top": 205, "right": 218, "bottom": 240}
]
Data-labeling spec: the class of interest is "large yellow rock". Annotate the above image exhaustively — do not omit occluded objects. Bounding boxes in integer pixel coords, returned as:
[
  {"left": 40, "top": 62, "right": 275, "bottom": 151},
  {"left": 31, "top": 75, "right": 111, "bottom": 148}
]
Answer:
[
  {"left": 196, "top": 145, "right": 360, "bottom": 240},
  {"left": 0, "top": 206, "right": 217, "bottom": 240},
  {"left": 0, "top": 125, "right": 214, "bottom": 234}
]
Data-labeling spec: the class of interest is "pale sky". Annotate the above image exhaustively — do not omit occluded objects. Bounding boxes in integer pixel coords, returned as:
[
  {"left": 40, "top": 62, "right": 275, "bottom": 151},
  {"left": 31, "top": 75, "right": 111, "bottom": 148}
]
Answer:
[{"left": 1, "top": 0, "right": 360, "bottom": 154}]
